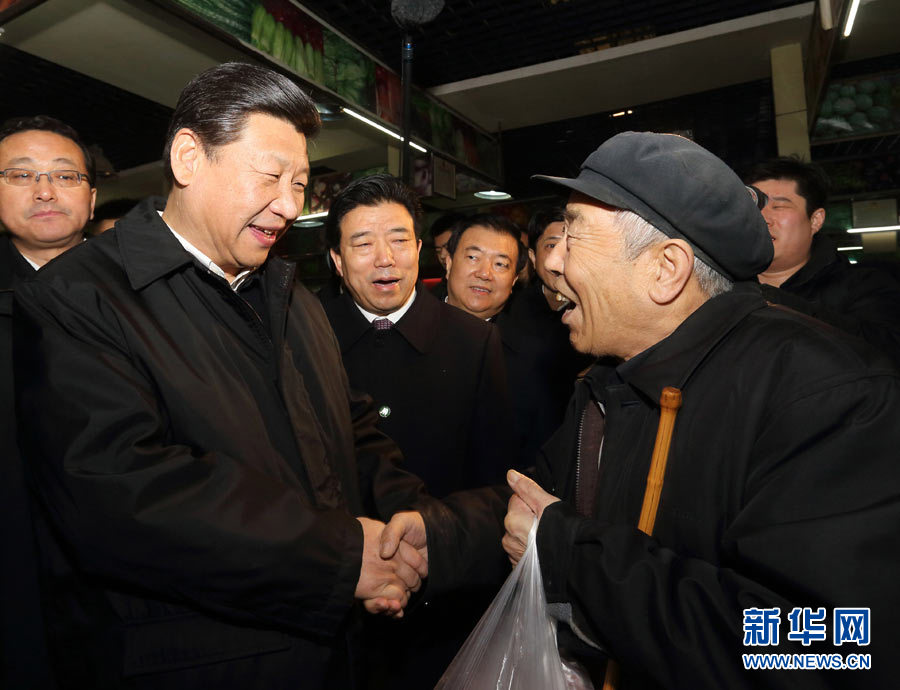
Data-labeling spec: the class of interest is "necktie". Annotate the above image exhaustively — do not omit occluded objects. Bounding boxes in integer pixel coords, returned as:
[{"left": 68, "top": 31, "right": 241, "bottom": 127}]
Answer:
[
  {"left": 576, "top": 400, "right": 604, "bottom": 517},
  {"left": 372, "top": 317, "right": 393, "bottom": 331}
]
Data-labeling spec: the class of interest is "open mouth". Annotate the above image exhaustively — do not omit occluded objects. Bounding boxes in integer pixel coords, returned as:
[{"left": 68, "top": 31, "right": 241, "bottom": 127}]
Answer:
[
  {"left": 469, "top": 285, "right": 491, "bottom": 295},
  {"left": 250, "top": 224, "right": 279, "bottom": 238},
  {"left": 373, "top": 277, "right": 401, "bottom": 289}
]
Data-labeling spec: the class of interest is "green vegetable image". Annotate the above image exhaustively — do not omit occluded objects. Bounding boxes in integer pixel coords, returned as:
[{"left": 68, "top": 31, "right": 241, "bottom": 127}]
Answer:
[
  {"left": 854, "top": 94, "right": 873, "bottom": 111},
  {"left": 283, "top": 26, "right": 294, "bottom": 66},
  {"left": 839, "top": 84, "right": 856, "bottom": 98},
  {"left": 293, "top": 36, "right": 307, "bottom": 76},
  {"left": 833, "top": 97, "right": 856, "bottom": 116},
  {"left": 819, "top": 99, "right": 833, "bottom": 118},
  {"left": 868, "top": 106, "right": 890, "bottom": 123},
  {"left": 260, "top": 11, "right": 276, "bottom": 53},
  {"left": 856, "top": 80, "right": 876, "bottom": 94},
  {"left": 250, "top": 4, "right": 265, "bottom": 46},
  {"left": 272, "top": 21, "right": 286, "bottom": 60},
  {"left": 849, "top": 111, "right": 869, "bottom": 129}
]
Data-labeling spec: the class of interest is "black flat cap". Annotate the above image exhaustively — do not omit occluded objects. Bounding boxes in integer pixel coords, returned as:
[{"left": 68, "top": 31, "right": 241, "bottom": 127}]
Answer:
[{"left": 533, "top": 132, "right": 773, "bottom": 281}]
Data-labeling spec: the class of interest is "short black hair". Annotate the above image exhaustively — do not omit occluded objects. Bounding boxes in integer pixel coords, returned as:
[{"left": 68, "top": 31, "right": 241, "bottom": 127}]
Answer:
[
  {"left": 447, "top": 214, "right": 527, "bottom": 273},
  {"left": 526, "top": 206, "right": 565, "bottom": 248},
  {"left": 0, "top": 115, "right": 96, "bottom": 184},
  {"left": 163, "top": 62, "right": 320, "bottom": 183},
  {"left": 743, "top": 157, "right": 829, "bottom": 217},
  {"left": 429, "top": 212, "right": 466, "bottom": 240},
  {"left": 93, "top": 198, "right": 139, "bottom": 222},
  {"left": 324, "top": 173, "right": 422, "bottom": 251}
]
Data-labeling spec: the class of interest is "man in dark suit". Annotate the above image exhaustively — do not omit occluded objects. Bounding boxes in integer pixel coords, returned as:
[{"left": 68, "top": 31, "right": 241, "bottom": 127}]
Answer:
[
  {"left": 13, "top": 64, "right": 430, "bottom": 690},
  {"left": 446, "top": 213, "right": 581, "bottom": 467},
  {"left": 1, "top": 115, "right": 96, "bottom": 689},
  {"left": 321, "top": 173, "right": 513, "bottom": 688}
]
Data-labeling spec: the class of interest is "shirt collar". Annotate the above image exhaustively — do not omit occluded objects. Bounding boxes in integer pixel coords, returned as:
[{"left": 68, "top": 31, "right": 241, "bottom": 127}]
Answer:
[
  {"left": 355, "top": 288, "right": 417, "bottom": 324},
  {"left": 158, "top": 211, "right": 256, "bottom": 291}
]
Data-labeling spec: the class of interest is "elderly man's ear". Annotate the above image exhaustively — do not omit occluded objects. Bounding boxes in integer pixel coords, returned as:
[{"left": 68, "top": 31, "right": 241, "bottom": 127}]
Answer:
[
  {"left": 647, "top": 239, "right": 696, "bottom": 305},
  {"left": 169, "top": 128, "right": 203, "bottom": 186}
]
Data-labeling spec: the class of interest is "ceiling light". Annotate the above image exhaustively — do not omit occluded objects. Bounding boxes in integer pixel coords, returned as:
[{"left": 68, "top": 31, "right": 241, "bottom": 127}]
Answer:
[
  {"left": 842, "top": 0, "right": 860, "bottom": 37},
  {"left": 474, "top": 190, "right": 511, "bottom": 200},
  {"left": 295, "top": 211, "right": 328, "bottom": 227},
  {"left": 849, "top": 259, "right": 858, "bottom": 265},
  {"left": 846, "top": 224, "right": 900, "bottom": 234},
  {"left": 836, "top": 245, "right": 863, "bottom": 251},
  {"left": 612, "top": 111, "right": 625, "bottom": 117},
  {"left": 342, "top": 107, "right": 427, "bottom": 152}
]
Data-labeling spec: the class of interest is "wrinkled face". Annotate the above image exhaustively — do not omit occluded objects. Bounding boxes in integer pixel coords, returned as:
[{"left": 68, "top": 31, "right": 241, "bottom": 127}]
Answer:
[
  {"left": 446, "top": 225, "right": 519, "bottom": 319},
  {"left": 181, "top": 113, "right": 309, "bottom": 275},
  {"left": 754, "top": 178, "right": 822, "bottom": 275},
  {"left": 532, "top": 220, "right": 565, "bottom": 290},
  {"left": 0, "top": 130, "right": 95, "bottom": 251},
  {"left": 545, "top": 195, "right": 649, "bottom": 359},
  {"left": 331, "top": 202, "right": 421, "bottom": 316},
  {"left": 433, "top": 228, "right": 452, "bottom": 269}
]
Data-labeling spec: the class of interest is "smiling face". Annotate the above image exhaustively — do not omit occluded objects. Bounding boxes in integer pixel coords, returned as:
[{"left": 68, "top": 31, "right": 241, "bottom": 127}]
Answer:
[
  {"left": 532, "top": 220, "right": 565, "bottom": 290},
  {"left": 166, "top": 112, "right": 309, "bottom": 280},
  {"left": 544, "top": 195, "right": 655, "bottom": 359},
  {"left": 753, "top": 178, "right": 824, "bottom": 282},
  {"left": 330, "top": 201, "right": 421, "bottom": 316},
  {"left": 0, "top": 130, "right": 95, "bottom": 256},
  {"left": 446, "top": 224, "right": 519, "bottom": 319}
]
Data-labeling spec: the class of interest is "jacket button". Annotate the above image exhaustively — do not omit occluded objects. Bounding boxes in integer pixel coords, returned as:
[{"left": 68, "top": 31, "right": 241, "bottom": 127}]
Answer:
[{"left": 378, "top": 405, "right": 391, "bottom": 418}]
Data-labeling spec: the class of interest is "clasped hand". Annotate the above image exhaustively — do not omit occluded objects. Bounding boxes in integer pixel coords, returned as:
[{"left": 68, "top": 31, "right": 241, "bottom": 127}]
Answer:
[{"left": 355, "top": 513, "right": 428, "bottom": 618}]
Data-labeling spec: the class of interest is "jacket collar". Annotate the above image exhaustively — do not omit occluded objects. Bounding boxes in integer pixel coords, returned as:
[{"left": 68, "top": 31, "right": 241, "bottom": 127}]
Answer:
[
  {"left": 0, "top": 234, "right": 37, "bottom": 289},
  {"left": 782, "top": 234, "right": 842, "bottom": 290},
  {"left": 118, "top": 197, "right": 195, "bottom": 291},
  {"left": 330, "top": 286, "right": 439, "bottom": 355},
  {"left": 584, "top": 282, "right": 767, "bottom": 405}
]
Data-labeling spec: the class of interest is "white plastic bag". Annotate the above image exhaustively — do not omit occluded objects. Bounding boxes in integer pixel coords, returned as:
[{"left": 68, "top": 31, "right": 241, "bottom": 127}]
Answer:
[{"left": 434, "top": 519, "right": 593, "bottom": 689}]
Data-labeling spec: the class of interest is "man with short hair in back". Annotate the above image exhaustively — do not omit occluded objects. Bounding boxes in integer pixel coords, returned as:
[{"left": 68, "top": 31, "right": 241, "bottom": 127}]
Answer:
[
  {"left": 0, "top": 114, "right": 95, "bottom": 690},
  {"left": 13, "top": 63, "right": 435, "bottom": 690},
  {"left": 445, "top": 214, "right": 573, "bottom": 467},
  {"left": 745, "top": 157, "right": 900, "bottom": 367},
  {"left": 321, "top": 173, "right": 512, "bottom": 689}
]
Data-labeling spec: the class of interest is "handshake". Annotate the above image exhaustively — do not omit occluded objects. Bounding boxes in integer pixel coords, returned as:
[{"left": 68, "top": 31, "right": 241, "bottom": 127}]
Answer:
[
  {"left": 353, "top": 471, "right": 561, "bottom": 618},
  {"left": 354, "top": 512, "right": 428, "bottom": 618}
]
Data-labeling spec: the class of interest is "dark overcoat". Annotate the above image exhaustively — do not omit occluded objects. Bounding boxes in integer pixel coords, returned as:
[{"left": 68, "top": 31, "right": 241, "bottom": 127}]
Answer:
[
  {"left": 322, "top": 287, "right": 514, "bottom": 689},
  {"left": 12, "top": 200, "right": 432, "bottom": 689},
  {"left": 2, "top": 235, "right": 57, "bottom": 689},
  {"left": 321, "top": 288, "right": 513, "bottom": 498},
  {"left": 534, "top": 284, "right": 900, "bottom": 688},
  {"left": 762, "top": 234, "right": 900, "bottom": 368}
]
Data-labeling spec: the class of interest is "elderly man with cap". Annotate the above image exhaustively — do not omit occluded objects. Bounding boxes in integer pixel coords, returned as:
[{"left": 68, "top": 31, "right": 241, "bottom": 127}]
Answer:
[{"left": 488, "top": 132, "right": 900, "bottom": 688}]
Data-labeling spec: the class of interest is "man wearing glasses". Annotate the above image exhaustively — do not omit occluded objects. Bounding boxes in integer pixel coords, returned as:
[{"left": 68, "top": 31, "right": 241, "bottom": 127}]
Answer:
[
  {"left": 1, "top": 115, "right": 94, "bottom": 690},
  {"left": 0, "top": 115, "right": 96, "bottom": 277}
]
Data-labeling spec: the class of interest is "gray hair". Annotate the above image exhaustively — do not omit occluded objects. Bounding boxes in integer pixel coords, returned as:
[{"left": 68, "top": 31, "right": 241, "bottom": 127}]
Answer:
[{"left": 615, "top": 209, "right": 733, "bottom": 298}]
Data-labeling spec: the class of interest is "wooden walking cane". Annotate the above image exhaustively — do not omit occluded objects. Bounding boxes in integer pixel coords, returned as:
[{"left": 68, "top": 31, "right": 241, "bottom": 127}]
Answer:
[{"left": 601, "top": 386, "right": 683, "bottom": 690}]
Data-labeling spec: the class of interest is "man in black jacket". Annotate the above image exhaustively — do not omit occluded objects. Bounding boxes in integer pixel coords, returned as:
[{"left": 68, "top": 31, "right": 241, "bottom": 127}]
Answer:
[
  {"left": 494, "top": 132, "right": 900, "bottom": 688},
  {"left": 322, "top": 173, "right": 512, "bottom": 689},
  {"left": 744, "top": 157, "right": 900, "bottom": 367},
  {"left": 13, "top": 63, "right": 430, "bottom": 690},
  {"left": 1, "top": 115, "right": 96, "bottom": 690}
]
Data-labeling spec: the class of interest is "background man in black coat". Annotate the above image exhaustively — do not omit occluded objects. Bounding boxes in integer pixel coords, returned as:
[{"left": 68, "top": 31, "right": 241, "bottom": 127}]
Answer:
[
  {"left": 13, "top": 63, "right": 430, "bottom": 690},
  {"left": 321, "top": 173, "right": 512, "bottom": 689},
  {"left": 744, "top": 157, "right": 900, "bottom": 367},
  {"left": 446, "top": 214, "right": 582, "bottom": 467},
  {"left": 1, "top": 115, "right": 96, "bottom": 690}
]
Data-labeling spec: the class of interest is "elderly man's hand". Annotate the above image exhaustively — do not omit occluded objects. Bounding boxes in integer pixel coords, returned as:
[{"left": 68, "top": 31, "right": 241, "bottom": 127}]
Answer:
[
  {"left": 355, "top": 517, "right": 426, "bottom": 618},
  {"left": 380, "top": 510, "right": 428, "bottom": 569},
  {"left": 502, "top": 470, "right": 560, "bottom": 566}
]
